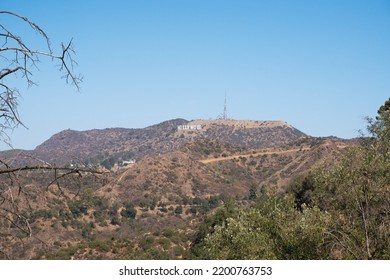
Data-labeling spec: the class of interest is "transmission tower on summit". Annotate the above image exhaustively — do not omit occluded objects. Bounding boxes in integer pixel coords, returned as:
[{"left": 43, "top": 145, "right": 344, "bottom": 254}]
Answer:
[
  {"left": 223, "top": 94, "right": 228, "bottom": 120},
  {"left": 218, "top": 94, "right": 229, "bottom": 120}
]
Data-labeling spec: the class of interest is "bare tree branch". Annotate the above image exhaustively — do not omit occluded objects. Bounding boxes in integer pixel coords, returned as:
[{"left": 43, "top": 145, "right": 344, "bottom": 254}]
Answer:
[
  {"left": 0, "top": 11, "right": 52, "bottom": 52},
  {"left": 0, "top": 10, "right": 82, "bottom": 141},
  {"left": 0, "top": 67, "right": 24, "bottom": 80},
  {"left": 0, "top": 165, "right": 104, "bottom": 175},
  {"left": 0, "top": 11, "right": 88, "bottom": 259}
]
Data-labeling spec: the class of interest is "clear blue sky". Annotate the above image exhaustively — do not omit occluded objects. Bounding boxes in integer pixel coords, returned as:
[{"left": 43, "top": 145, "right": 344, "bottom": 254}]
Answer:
[{"left": 1, "top": 0, "right": 389, "bottom": 150}]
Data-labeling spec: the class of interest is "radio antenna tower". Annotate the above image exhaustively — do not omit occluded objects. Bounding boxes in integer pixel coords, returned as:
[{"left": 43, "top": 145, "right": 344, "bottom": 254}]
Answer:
[
  {"left": 223, "top": 94, "right": 228, "bottom": 120},
  {"left": 217, "top": 94, "right": 229, "bottom": 120}
]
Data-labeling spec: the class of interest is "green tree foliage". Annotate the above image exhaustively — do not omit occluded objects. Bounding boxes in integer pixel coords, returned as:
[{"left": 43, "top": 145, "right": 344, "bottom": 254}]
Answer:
[
  {"left": 377, "top": 97, "right": 390, "bottom": 120},
  {"left": 312, "top": 106, "right": 390, "bottom": 259},
  {"left": 312, "top": 146, "right": 389, "bottom": 259},
  {"left": 288, "top": 174, "right": 316, "bottom": 211},
  {"left": 101, "top": 157, "right": 116, "bottom": 170},
  {"left": 368, "top": 97, "right": 390, "bottom": 152},
  {"left": 121, "top": 203, "right": 137, "bottom": 219},
  {"left": 247, "top": 185, "right": 258, "bottom": 200},
  {"left": 174, "top": 206, "right": 183, "bottom": 215},
  {"left": 191, "top": 194, "right": 330, "bottom": 259},
  {"left": 201, "top": 207, "right": 278, "bottom": 259},
  {"left": 190, "top": 199, "right": 237, "bottom": 259},
  {"left": 68, "top": 188, "right": 108, "bottom": 218},
  {"left": 290, "top": 98, "right": 390, "bottom": 259}
]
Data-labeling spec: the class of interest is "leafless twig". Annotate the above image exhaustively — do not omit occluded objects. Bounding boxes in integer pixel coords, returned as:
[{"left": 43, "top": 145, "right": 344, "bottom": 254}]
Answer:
[{"left": 0, "top": 11, "right": 82, "bottom": 142}]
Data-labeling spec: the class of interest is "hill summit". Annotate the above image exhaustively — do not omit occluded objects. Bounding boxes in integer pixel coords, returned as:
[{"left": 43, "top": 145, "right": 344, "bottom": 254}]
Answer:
[{"left": 175, "top": 119, "right": 303, "bottom": 148}]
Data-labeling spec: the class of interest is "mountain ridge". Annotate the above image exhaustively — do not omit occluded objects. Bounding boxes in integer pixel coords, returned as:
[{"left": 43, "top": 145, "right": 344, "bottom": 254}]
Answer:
[{"left": 1, "top": 118, "right": 306, "bottom": 166}]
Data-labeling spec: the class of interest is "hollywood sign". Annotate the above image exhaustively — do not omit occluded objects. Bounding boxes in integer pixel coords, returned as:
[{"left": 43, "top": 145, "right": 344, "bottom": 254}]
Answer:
[{"left": 178, "top": 124, "right": 202, "bottom": 131}]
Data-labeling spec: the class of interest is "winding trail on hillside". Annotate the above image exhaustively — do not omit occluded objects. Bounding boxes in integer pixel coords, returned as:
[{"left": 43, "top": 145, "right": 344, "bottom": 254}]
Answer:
[
  {"left": 199, "top": 147, "right": 312, "bottom": 164},
  {"left": 200, "top": 142, "right": 349, "bottom": 164}
]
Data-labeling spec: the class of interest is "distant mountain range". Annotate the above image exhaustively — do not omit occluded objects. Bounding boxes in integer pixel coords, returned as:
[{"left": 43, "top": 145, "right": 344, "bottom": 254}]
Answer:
[{"left": 0, "top": 118, "right": 306, "bottom": 166}]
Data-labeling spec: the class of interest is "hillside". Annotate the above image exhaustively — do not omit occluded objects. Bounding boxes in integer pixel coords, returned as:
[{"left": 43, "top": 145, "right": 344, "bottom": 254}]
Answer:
[
  {"left": 0, "top": 118, "right": 305, "bottom": 166},
  {"left": 1, "top": 118, "right": 356, "bottom": 260},
  {"left": 101, "top": 137, "right": 348, "bottom": 208},
  {"left": 0, "top": 135, "right": 350, "bottom": 259}
]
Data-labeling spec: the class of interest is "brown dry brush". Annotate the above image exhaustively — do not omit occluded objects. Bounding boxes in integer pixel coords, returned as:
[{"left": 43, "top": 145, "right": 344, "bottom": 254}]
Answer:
[{"left": 0, "top": 157, "right": 104, "bottom": 259}]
